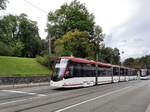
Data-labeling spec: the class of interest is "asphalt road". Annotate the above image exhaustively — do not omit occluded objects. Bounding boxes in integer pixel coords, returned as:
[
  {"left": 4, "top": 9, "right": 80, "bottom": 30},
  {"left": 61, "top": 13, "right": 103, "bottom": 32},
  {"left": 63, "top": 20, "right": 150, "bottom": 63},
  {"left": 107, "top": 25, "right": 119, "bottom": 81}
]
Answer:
[{"left": 0, "top": 80, "right": 150, "bottom": 112}]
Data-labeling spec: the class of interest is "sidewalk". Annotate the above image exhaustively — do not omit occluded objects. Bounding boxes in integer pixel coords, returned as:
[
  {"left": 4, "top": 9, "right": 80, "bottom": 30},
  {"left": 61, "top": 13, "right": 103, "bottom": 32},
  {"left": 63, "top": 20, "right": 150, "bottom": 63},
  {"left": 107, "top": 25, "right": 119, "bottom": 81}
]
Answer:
[{"left": 0, "top": 82, "right": 50, "bottom": 90}]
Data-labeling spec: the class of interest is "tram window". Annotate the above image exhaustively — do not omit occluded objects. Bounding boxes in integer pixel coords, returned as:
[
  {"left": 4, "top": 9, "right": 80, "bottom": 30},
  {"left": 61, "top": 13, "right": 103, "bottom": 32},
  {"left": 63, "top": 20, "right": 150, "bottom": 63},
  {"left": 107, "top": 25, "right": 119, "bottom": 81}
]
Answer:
[
  {"left": 81, "top": 64, "right": 93, "bottom": 77},
  {"left": 91, "top": 64, "right": 95, "bottom": 77},
  {"left": 113, "top": 67, "right": 119, "bottom": 76},
  {"left": 120, "top": 68, "right": 124, "bottom": 76},
  {"left": 73, "top": 63, "right": 82, "bottom": 77},
  {"left": 106, "top": 68, "right": 112, "bottom": 76},
  {"left": 64, "top": 62, "right": 74, "bottom": 79}
]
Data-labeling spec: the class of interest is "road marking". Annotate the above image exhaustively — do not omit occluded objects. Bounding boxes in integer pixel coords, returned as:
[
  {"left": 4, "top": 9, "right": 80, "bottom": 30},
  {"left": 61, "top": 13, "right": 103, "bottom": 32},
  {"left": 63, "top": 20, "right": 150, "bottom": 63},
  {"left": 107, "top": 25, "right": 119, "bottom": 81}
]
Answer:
[
  {"left": 145, "top": 104, "right": 150, "bottom": 112},
  {"left": 55, "top": 86, "right": 133, "bottom": 112},
  {"left": 0, "top": 97, "right": 38, "bottom": 106},
  {"left": 1, "top": 90, "right": 47, "bottom": 97},
  {"left": 0, "top": 93, "right": 46, "bottom": 106}
]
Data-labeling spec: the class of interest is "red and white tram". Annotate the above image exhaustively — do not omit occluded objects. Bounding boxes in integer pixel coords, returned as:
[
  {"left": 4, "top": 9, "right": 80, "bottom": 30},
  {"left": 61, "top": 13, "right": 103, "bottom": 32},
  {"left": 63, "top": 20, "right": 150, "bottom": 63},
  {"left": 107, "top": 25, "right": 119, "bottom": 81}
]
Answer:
[
  {"left": 51, "top": 56, "right": 138, "bottom": 88},
  {"left": 140, "top": 69, "right": 150, "bottom": 80}
]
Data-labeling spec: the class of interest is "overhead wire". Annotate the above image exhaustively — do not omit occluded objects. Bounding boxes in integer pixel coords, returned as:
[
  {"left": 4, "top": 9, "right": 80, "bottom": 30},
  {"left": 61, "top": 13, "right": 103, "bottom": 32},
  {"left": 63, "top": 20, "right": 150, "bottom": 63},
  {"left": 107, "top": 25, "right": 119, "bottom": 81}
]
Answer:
[{"left": 24, "top": 0, "right": 48, "bottom": 14}]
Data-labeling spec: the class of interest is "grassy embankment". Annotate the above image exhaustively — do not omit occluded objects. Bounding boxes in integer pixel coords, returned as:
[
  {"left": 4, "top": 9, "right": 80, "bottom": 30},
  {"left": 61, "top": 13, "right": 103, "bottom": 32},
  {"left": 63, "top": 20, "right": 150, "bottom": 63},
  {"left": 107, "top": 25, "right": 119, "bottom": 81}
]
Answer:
[{"left": 0, "top": 56, "right": 50, "bottom": 77}]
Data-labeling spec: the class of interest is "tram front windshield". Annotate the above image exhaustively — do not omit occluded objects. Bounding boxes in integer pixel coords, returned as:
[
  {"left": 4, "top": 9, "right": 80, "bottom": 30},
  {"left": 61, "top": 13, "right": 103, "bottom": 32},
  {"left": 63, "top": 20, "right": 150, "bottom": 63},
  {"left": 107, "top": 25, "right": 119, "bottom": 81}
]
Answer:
[{"left": 52, "top": 58, "right": 69, "bottom": 81}]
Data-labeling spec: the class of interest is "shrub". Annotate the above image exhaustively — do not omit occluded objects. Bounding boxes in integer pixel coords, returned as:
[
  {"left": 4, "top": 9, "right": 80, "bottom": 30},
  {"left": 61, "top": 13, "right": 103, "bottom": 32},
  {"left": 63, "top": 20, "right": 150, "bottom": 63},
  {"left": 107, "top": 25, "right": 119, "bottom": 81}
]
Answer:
[
  {"left": 0, "top": 41, "right": 13, "bottom": 56},
  {"left": 36, "top": 55, "right": 58, "bottom": 70}
]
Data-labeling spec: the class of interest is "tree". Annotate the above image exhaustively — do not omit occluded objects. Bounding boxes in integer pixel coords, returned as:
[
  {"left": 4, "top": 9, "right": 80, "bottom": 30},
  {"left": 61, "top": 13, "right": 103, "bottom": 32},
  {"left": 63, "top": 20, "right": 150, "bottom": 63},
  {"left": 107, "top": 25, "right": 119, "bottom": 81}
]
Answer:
[
  {"left": 0, "top": 14, "right": 18, "bottom": 56},
  {"left": 18, "top": 14, "right": 42, "bottom": 57},
  {"left": 99, "top": 47, "right": 120, "bottom": 65},
  {"left": 113, "top": 48, "right": 120, "bottom": 65},
  {"left": 47, "top": 0, "right": 105, "bottom": 57},
  {"left": 123, "top": 55, "right": 150, "bottom": 69},
  {"left": 0, "top": 14, "right": 42, "bottom": 57},
  {"left": 47, "top": 0, "right": 95, "bottom": 39},
  {"left": 139, "top": 55, "right": 150, "bottom": 68},
  {"left": 123, "top": 58, "right": 135, "bottom": 68},
  {"left": 100, "top": 47, "right": 114, "bottom": 63},
  {"left": 92, "top": 25, "right": 105, "bottom": 60},
  {"left": 0, "top": 41, "right": 13, "bottom": 56},
  {"left": 0, "top": 0, "right": 8, "bottom": 10},
  {"left": 0, "top": 15, "right": 18, "bottom": 44},
  {"left": 54, "top": 30, "right": 94, "bottom": 58},
  {"left": 11, "top": 40, "right": 24, "bottom": 56}
]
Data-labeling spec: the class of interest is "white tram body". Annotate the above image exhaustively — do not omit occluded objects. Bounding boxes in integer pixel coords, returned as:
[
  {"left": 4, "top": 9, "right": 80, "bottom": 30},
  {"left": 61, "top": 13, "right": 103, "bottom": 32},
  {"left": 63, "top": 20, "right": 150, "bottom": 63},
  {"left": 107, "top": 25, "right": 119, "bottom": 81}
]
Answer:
[
  {"left": 51, "top": 57, "right": 138, "bottom": 88},
  {"left": 140, "top": 69, "right": 150, "bottom": 80}
]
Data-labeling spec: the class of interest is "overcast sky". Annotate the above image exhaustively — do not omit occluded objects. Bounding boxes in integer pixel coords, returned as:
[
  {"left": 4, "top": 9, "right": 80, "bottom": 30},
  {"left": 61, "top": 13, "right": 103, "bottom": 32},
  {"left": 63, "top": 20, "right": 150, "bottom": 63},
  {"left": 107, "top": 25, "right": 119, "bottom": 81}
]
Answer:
[{"left": 0, "top": 0, "right": 149, "bottom": 60}]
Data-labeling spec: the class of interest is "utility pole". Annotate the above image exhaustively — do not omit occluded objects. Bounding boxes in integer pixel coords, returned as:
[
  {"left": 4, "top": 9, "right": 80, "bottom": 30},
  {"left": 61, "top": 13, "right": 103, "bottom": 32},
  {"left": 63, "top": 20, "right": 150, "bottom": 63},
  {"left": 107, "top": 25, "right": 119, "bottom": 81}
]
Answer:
[
  {"left": 48, "top": 36, "right": 55, "bottom": 85},
  {"left": 48, "top": 36, "right": 51, "bottom": 85},
  {"left": 95, "top": 53, "right": 98, "bottom": 85},
  {"left": 110, "top": 55, "right": 114, "bottom": 83}
]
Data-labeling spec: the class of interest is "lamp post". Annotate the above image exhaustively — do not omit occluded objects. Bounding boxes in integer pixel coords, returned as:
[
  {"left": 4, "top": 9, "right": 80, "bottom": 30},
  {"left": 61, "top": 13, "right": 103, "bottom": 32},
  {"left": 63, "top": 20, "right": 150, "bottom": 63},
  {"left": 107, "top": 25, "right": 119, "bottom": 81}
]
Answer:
[
  {"left": 121, "top": 51, "right": 124, "bottom": 66},
  {"left": 48, "top": 35, "right": 55, "bottom": 85},
  {"left": 95, "top": 53, "right": 98, "bottom": 85}
]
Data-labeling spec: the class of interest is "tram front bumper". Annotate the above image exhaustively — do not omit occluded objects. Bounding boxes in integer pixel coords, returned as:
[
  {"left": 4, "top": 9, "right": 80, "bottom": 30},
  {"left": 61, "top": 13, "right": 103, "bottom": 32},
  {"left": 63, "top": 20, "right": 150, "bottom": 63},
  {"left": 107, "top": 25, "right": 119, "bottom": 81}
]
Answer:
[{"left": 50, "top": 80, "right": 64, "bottom": 87}]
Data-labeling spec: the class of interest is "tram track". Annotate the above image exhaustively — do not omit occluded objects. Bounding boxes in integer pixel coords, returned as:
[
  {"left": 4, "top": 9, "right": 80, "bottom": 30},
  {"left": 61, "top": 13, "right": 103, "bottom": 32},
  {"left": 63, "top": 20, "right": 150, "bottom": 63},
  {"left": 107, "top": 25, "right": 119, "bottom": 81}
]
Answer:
[{"left": 0, "top": 80, "right": 143, "bottom": 112}]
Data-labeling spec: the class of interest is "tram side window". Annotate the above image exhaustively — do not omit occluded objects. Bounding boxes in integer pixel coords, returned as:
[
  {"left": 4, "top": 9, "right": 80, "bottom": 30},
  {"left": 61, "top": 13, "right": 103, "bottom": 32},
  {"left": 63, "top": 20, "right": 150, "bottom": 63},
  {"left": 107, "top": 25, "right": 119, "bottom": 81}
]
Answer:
[
  {"left": 124, "top": 69, "right": 127, "bottom": 76},
  {"left": 105, "top": 67, "right": 112, "bottom": 76},
  {"left": 80, "top": 64, "right": 95, "bottom": 77},
  {"left": 66, "top": 62, "right": 97, "bottom": 77},
  {"left": 64, "top": 62, "right": 74, "bottom": 79},
  {"left": 99, "top": 68, "right": 105, "bottom": 76},
  {"left": 120, "top": 68, "right": 124, "bottom": 76},
  {"left": 128, "top": 69, "right": 131, "bottom": 76},
  {"left": 98, "top": 67, "right": 112, "bottom": 77},
  {"left": 133, "top": 70, "right": 137, "bottom": 76},
  {"left": 92, "top": 65, "right": 95, "bottom": 77},
  {"left": 73, "top": 63, "right": 82, "bottom": 77},
  {"left": 113, "top": 67, "right": 119, "bottom": 76}
]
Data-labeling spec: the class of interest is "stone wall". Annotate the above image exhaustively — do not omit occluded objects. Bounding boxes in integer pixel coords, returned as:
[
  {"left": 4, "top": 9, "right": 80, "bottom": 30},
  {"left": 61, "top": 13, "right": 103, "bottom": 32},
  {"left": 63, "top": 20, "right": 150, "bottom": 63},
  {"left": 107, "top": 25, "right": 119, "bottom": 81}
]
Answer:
[{"left": 0, "top": 76, "right": 51, "bottom": 85}]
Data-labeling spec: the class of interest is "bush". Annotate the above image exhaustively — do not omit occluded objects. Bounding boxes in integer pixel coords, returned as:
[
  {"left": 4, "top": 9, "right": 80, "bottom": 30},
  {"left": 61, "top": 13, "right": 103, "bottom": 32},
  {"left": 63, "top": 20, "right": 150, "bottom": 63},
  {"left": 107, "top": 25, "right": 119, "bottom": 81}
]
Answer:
[
  {"left": 0, "top": 41, "right": 13, "bottom": 56},
  {"left": 36, "top": 55, "right": 58, "bottom": 70},
  {"left": 36, "top": 55, "right": 49, "bottom": 66}
]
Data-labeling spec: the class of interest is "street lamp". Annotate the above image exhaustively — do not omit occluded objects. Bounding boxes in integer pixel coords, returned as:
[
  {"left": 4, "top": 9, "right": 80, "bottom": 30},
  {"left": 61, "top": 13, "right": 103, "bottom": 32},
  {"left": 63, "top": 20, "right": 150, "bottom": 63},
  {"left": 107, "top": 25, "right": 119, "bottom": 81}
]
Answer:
[
  {"left": 95, "top": 53, "right": 98, "bottom": 85},
  {"left": 121, "top": 51, "right": 124, "bottom": 66},
  {"left": 48, "top": 35, "right": 55, "bottom": 85}
]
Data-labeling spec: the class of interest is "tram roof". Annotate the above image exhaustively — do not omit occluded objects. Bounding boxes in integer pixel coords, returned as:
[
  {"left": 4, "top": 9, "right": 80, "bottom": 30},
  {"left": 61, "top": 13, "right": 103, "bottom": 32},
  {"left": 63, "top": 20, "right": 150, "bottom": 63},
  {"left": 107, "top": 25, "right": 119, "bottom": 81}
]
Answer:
[{"left": 61, "top": 56, "right": 112, "bottom": 67}]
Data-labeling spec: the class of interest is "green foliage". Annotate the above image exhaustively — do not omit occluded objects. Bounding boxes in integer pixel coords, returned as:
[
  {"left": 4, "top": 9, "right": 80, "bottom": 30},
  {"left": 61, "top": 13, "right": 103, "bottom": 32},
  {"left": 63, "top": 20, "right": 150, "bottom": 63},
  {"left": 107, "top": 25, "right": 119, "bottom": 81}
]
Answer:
[
  {"left": 11, "top": 40, "right": 24, "bottom": 57},
  {"left": 47, "top": 0, "right": 95, "bottom": 39},
  {"left": 123, "top": 58, "right": 135, "bottom": 68},
  {"left": 100, "top": 47, "right": 120, "bottom": 65},
  {"left": 36, "top": 55, "right": 58, "bottom": 70},
  {"left": 0, "top": 56, "right": 50, "bottom": 76},
  {"left": 0, "top": 0, "right": 8, "bottom": 10},
  {"left": 36, "top": 55, "right": 49, "bottom": 67},
  {"left": 47, "top": 0, "right": 105, "bottom": 60},
  {"left": 124, "top": 55, "right": 150, "bottom": 68},
  {"left": 0, "top": 15, "right": 17, "bottom": 45},
  {"left": 0, "top": 14, "right": 42, "bottom": 57},
  {"left": 18, "top": 14, "right": 42, "bottom": 57},
  {"left": 0, "top": 41, "right": 13, "bottom": 56},
  {"left": 54, "top": 30, "right": 94, "bottom": 58}
]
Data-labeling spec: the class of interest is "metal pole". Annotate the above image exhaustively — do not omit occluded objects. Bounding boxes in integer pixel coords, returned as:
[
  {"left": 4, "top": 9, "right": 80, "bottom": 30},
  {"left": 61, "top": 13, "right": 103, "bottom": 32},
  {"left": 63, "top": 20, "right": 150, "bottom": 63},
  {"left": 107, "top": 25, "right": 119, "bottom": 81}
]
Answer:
[
  {"left": 119, "top": 67, "right": 121, "bottom": 82},
  {"left": 95, "top": 53, "right": 98, "bottom": 85},
  {"left": 110, "top": 55, "right": 113, "bottom": 83},
  {"left": 48, "top": 37, "right": 51, "bottom": 56},
  {"left": 48, "top": 37, "right": 51, "bottom": 85}
]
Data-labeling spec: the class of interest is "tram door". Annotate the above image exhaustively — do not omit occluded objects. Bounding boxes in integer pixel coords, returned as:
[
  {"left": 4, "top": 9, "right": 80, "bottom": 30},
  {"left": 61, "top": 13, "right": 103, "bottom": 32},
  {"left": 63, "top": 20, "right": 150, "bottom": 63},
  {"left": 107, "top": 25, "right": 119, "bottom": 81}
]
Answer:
[
  {"left": 97, "top": 66, "right": 112, "bottom": 84},
  {"left": 113, "top": 67, "right": 120, "bottom": 82}
]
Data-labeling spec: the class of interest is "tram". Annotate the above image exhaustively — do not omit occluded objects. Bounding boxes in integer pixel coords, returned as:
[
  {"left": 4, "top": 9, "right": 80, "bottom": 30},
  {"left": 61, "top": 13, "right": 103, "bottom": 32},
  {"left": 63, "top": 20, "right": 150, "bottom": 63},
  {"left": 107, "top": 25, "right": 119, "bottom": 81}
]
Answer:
[
  {"left": 51, "top": 56, "right": 138, "bottom": 88},
  {"left": 140, "top": 69, "right": 150, "bottom": 80}
]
